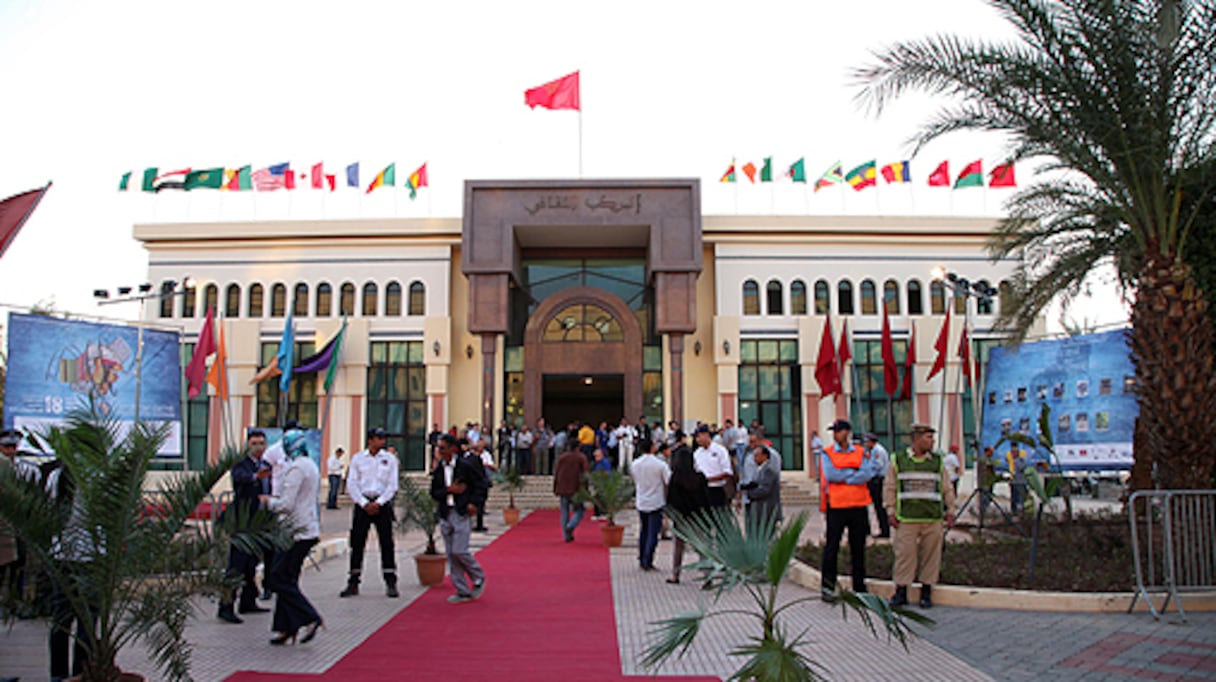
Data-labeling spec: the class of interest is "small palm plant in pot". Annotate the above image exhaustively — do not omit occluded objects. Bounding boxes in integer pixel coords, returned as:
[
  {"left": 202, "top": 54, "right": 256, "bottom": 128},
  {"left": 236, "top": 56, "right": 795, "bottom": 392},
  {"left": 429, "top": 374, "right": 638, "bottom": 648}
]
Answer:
[
  {"left": 578, "top": 470, "right": 635, "bottom": 547},
  {"left": 396, "top": 474, "right": 445, "bottom": 586},
  {"left": 491, "top": 466, "right": 526, "bottom": 525}
]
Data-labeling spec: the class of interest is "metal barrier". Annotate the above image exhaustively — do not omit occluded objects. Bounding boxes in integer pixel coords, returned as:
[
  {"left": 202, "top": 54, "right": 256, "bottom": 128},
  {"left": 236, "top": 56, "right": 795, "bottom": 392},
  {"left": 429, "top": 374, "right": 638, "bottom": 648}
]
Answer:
[{"left": 1128, "top": 490, "right": 1216, "bottom": 620}]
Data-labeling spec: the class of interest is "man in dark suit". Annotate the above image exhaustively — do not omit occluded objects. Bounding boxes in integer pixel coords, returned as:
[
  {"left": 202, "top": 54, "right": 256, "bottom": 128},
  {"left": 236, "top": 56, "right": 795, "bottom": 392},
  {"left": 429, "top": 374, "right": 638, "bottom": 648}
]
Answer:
[
  {"left": 430, "top": 434, "right": 488, "bottom": 604},
  {"left": 218, "top": 430, "right": 272, "bottom": 624}
]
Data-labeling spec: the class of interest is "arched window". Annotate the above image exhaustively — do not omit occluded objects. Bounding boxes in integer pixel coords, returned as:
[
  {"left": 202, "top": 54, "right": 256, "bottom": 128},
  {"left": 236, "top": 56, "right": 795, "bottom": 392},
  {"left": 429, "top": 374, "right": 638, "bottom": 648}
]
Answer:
[
  {"left": 814, "top": 280, "right": 830, "bottom": 314},
  {"left": 976, "top": 279, "right": 994, "bottom": 315},
  {"left": 225, "top": 284, "right": 241, "bottom": 317},
  {"left": 907, "top": 280, "right": 924, "bottom": 315},
  {"left": 408, "top": 281, "right": 425, "bottom": 316},
  {"left": 860, "top": 279, "right": 877, "bottom": 315},
  {"left": 954, "top": 285, "right": 966, "bottom": 314},
  {"left": 385, "top": 281, "right": 402, "bottom": 316},
  {"left": 542, "top": 304, "right": 623, "bottom": 342},
  {"left": 203, "top": 283, "right": 218, "bottom": 314},
  {"left": 790, "top": 280, "right": 807, "bottom": 315},
  {"left": 930, "top": 281, "right": 946, "bottom": 315},
  {"left": 742, "top": 280, "right": 760, "bottom": 315},
  {"left": 270, "top": 283, "right": 286, "bottom": 318},
  {"left": 838, "top": 280, "right": 855, "bottom": 315},
  {"left": 999, "top": 280, "right": 1013, "bottom": 315},
  {"left": 293, "top": 283, "right": 309, "bottom": 317},
  {"left": 766, "top": 280, "right": 784, "bottom": 315},
  {"left": 315, "top": 282, "right": 332, "bottom": 317},
  {"left": 248, "top": 284, "right": 264, "bottom": 317},
  {"left": 159, "top": 280, "right": 176, "bottom": 318},
  {"left": 182, "top": 282, "right": 197, "bottom": 318},
  {"left": 883, "top": 280, "right": 900, "bottom": 314},
  {"left": 340, "top": 283, "right": 355, "bottom": 316},
  {"left": 362, "top": 282, "right": 378, "bottom": 316}
]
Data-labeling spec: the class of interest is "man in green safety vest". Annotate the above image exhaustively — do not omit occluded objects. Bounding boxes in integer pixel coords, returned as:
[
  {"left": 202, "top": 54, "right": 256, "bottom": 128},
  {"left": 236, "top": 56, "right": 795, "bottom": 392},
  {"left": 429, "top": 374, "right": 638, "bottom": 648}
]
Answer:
[{"left": 883, "top": 423, "right": 955, "bottom": 608}]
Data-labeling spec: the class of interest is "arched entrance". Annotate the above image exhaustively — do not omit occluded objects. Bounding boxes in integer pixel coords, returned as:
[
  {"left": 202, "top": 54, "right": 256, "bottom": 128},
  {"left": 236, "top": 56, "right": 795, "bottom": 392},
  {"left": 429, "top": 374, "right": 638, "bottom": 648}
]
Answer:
[{"left": 523, "top": 287, "right": 643, "bottom": 426}]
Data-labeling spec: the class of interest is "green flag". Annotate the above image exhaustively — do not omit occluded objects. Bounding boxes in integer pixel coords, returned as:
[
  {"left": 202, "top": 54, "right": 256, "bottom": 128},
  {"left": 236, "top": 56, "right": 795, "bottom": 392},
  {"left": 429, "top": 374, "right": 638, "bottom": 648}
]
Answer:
[
  {"left": 787, "top": 158, "right": 806, "bottom": 182},
  {"left": 324, "top": 318, "right": 347, "bottom": 393},
  {"left": 760, "top": 157, "right": 773, "bottom": 182},
  {"left": 141, "top": 167, "right": 158, "bottom": 192},
  {"left": 184, "top": 168, "right": 225, "bottom": 190},
  {"left": 118, "top": 172, "right": 131, "bottom": 191}
]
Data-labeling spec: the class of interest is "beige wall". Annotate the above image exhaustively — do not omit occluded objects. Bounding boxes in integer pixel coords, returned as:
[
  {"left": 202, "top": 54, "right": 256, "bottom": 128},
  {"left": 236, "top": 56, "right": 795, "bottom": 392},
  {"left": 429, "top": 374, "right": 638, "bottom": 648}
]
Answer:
[
  {"left": 447, "top": 245, "right": 482, "bottom": 429},
  {"left": 683, "top": 246, "right": 718, "bottom": 424}
]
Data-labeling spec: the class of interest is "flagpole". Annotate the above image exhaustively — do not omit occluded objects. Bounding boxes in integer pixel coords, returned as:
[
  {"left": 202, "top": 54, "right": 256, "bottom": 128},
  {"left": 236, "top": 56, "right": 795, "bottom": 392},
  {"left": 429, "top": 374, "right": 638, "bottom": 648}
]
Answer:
[{"left": 578, "top": 108, "right": 583, "bottom": 178}]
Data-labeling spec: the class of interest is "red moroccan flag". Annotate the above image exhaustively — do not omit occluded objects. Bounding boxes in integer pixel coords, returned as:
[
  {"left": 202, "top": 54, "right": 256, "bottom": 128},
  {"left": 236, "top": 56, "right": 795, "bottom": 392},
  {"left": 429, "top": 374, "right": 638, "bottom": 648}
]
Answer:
[
  {"left": 927, "top": 308, "right": 951, "bottom": 381},
  {"left": 186, "top": 307, "right": 217, "bottom": 398},
  {"left": 989, "top": 162, "right": 1017, "bottom": 187},
  {"left": 900, "top": 326, "right": 917, "bottom": 400},
  {"left": 927, "top": 161, "right": 950, "bottom": 187},
  {"left": 815, "top": 316, "right": 842, "bottom": 397},
  {"left": 525, "top": 71, "right": 580, "bottom": 110},
  {"left": 959, "top": 325, "right": 974, "bottom": 385},
  {"left": 882, "top": 307, "right": 899, "bottom": 397},
  {"left": 0, "top": 183, "right": 51, "bottom": 260},
  {"left": 838, "top": 319, "right": 852, "bottom": 373}
]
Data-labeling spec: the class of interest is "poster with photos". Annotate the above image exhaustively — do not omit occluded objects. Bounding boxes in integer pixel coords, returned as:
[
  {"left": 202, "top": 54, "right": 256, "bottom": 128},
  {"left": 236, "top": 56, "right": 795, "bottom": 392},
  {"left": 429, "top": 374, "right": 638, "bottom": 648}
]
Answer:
[{"left": 981, "top": 329, "right": 1135, "bottom": 471}]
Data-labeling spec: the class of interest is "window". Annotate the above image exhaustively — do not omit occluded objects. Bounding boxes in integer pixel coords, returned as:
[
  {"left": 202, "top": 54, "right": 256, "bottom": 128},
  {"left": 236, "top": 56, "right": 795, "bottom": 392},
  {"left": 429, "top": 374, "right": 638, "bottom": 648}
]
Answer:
[
  {"left": 860, "top": 280, "right": 877, "bottom": 315},
  {"left": 159, "top": 280, "right": 176, "bottom": 318},
  {"left": 315, "top": 282, "right": 332, "bottom": 317},
  {"left": 838, "top": 280, "right": 854, "bottom": 315},
  {"left": 814, "top": 280, "right": 830, "bottom": 314},
  {"left": 256, "top": 341, "right": 318, "bottom": 429},
  {"left": 177, "top": 343, "right": 209, "bottom": 471},
  {"left": 976, "top": 279, "right": 994, "bottom": 315},
  {"left": 742, "top": 280, "right": 760, "bottom": 315},
  {"left": 340, "top": 283, "right": 355, "bottom": 316},
  {"left": 907, "top": 280, "right": 924, "bottom": 315},
  {"left": 225, "top": 284, "right": 241, "bottom": 317},
  {"left": 367, "top": 341, "right": 427, "bottom": 471},
  {"left": 362, "top": 282, "right": 378, "bottom": 316},
  {"left": 248, "top": 284, "right": 264, "bottom": 318},
  {"left": 737, "top": 339, "right": 803, "bottom": 470},
  {"left": 884, "top": 280, "right": 900, "bottom": 314},
  {"left": 766, "top": 280, "right": 784, "bottom": 315},
  {"left": 181, "top": 283, "right": 197, "bottom": 318},
  {"left": 270, "top": 283, "right": 286, "bottom": 318},
  {"left": 408, "top": 281, "right": 425, "bottom": 316},
  {"left": 853, "top": 338, "right": 913, "bottom": 446},
  {"left": 999, "top": 280, "right": 1012, "bottom": 315},
  {"left": 203, "top": 284, "right": 218, "bottom": 314},
  {"left": 954, "top": 285, "right": 966, "bottom": 314},
  {"left": 293, "top": 283, "right": 308, "bottom": 317},
  {"left": 930, "top": 280, "right": 946, "bottom": 314},
  {"left": 542, "top": 304, "right": 623, "bottom": 342},
  {"left": 385, "top": 281, "right": 402, "bottom": 316},
  {"left": 790, "top": 280, "right": 807, "bottom": 315}
]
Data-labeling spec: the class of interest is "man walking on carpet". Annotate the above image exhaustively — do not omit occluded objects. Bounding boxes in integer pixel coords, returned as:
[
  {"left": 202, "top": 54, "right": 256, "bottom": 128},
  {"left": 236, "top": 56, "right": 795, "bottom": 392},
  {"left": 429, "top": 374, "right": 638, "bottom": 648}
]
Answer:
[{"left": 431, "top": 434, "right": 489, "bottom": 604}]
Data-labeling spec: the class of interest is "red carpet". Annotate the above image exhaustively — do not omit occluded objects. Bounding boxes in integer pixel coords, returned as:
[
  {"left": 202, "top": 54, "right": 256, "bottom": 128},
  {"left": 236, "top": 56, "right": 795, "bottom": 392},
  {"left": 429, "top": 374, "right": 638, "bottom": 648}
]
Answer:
[{"left": 224, "top": 510, "right": 718, "bottom": 681}]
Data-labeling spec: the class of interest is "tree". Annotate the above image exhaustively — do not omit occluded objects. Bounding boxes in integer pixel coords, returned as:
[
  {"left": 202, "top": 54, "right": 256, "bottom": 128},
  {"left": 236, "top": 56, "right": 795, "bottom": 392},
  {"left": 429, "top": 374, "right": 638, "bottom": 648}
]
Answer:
[{"left": 855, "top": 0, "right": 1216, "bottom": 489}]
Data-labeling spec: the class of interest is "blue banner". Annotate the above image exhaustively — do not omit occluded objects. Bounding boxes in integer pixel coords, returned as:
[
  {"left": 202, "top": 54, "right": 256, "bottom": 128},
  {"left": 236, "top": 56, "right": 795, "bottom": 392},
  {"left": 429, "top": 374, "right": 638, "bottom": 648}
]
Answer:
[
  {"left": 4, "top": 313, "right": 183, "bottom": 456},
  {"left": 981, "top": 329, "right": 1135, "bottom": 471}
]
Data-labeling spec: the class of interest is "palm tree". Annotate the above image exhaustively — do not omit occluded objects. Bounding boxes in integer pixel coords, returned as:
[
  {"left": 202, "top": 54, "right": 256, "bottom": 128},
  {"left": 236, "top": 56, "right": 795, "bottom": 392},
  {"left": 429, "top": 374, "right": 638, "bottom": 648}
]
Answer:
[{"left": 854, "top": 0, "right": 1216, "bottom": 489}]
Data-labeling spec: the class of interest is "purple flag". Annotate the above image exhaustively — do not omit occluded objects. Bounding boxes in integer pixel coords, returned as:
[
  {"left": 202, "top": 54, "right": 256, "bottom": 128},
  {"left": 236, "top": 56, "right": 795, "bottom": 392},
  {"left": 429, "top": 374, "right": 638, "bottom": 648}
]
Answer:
[{"left": 293, "top": 330, "right": 341, "bottom": 374}]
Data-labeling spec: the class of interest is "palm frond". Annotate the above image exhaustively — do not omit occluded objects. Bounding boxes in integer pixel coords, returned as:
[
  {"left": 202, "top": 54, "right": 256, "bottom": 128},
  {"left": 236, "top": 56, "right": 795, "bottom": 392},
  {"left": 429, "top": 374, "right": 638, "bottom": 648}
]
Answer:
[
  {"left": 640, "top": 606, "right": 708, "bottom": 669},
  {"left": 727, "top": 626, "right": 829, "bottom": 682}
]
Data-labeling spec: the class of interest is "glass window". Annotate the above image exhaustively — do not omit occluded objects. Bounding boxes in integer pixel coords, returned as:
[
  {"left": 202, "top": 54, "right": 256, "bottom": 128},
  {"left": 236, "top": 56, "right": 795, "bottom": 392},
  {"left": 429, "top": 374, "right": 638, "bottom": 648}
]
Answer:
[
  {"left": 203, "top": 284, "right": 218, "bottom": 314},
  {"left": 176, "top": 343, "right": 209, "bottom": 471},
  {"left": 737, "top": 339, "right": 803, "bottom": 470},
  {"left": 860, "top": 280, "right": 877, "bottom": 315},
  {"left": 248, "top": 284, "right": 264, "bottom": 317},
  {"left": 976, "top": 279, "right": 994, "bottom": 315},
  {"left": 954, "top": 286, "right": 966, "bottom": 314},
  {"left": 315, "top": 282, "right": 332, "bottom": 317},
  {"left": 362, "top": 282, "right": 378, "bottom": 316},
  {"left": 907, "top": 280, "right": 924, "bottom": 315},
  {"left": 790, "top": 280, "right": 807, "bottom": 315},
  {"left": 385, "top": 281, "right": 402, "bottom": 316},
  {"left": 270, "top": 283, "right": 286, "bottom": 318},
  {"left": 852, "top": 339, "right": 913, "bottom": 446},
  {"left": 814, "top": 280, "right": 830, "bottom": 315},
  {"left": 409, "top": 281, "right": 425, "bottom": 316},
  {"left": 181, "top": 283, "right": 197, "bottom": 318},
  {"left": 838, "top": 280, "right": 854, "bottom": 315},
  {"left": 340, "top": 283, "right": 355, "bottom": 316},
  {"left": 542, "top": 304, "right": 623, "bottom": 342},
  {"left": 742, "top": 280, "right": 760, "bottom": 315},
  {"left": 930, "top": 281, "right": 946, "bottom": 315},
  {"left": 293, "top": 283, "right": 309, "bottom": 317},
  {"left": 367, "top": 341, "right": 427, "bottom": 471},
  {"left": 159, "top": 280, "right": 176, "bottom": 318},
  {"left": 225, "top": 284, "right": 240, "bottom": 317},
  {"left": 884, "top": 280, "right": 900, "bottom": 314},
  {"left": 999, "top": 280, "right": 1012, "bottom": 315},
  {"left": 256, "top": 341, "right": 318, "bottom": 429},
  {"left": 766, "top": 280, "right": 783, "bottom": 315}
]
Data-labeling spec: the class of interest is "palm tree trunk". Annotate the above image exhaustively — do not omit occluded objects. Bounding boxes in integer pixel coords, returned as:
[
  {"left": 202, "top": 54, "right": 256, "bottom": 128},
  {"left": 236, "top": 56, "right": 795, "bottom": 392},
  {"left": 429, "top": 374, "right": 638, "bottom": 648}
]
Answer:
[{"left": 1128, "top": 255, "right": 1216, "bottom": 490}]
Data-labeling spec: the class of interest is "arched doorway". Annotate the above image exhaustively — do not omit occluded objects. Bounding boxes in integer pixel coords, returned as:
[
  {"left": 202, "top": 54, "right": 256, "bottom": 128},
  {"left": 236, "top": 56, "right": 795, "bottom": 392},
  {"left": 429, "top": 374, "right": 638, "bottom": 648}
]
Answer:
[{"left": 523, "top": 287, "right": 643, "bottom": 427}]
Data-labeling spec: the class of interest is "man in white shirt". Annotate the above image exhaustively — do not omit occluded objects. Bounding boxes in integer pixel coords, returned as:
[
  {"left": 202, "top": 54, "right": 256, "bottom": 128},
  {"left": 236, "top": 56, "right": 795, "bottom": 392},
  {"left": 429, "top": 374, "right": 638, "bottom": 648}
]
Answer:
[
  {"left": 340, "top": 427, "right": 400, "bottom": 598},
  {"left": 613, "top": 417, "right": 638, "bottom": 472},
  {"left": 864, "top": 433, "right": 892, "bottom": 538},
  {"left": 326, "top": 447, "right": 345, "bottom": 509},
  {"left": 632, "top": 443, "right": 671, "bottom": 571},
  {"left": 692, "top": 425, "right": 733, "bottom": 508}
]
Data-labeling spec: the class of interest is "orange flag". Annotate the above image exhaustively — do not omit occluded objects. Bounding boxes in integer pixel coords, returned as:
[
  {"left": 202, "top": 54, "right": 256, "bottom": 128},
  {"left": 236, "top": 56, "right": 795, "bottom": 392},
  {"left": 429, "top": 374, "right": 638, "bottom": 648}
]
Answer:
[{"left": 205, "top": 319, "right": 229, "bottom": 401}]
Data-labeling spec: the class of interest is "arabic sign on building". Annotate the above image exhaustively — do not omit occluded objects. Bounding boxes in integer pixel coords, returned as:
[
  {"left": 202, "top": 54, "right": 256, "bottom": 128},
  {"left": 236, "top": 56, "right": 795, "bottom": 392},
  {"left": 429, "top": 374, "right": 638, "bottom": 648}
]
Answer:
[
  {"left": 4, "top": 313, "right": 183, "bottom": 456},
  {"left": 981, "top": 329, "right": 1135, "bottom": 471}
]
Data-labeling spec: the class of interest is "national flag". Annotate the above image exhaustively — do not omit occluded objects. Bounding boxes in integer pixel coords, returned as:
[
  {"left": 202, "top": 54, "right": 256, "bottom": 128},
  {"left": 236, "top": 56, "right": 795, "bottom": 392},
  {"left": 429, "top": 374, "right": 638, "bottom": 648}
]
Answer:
[
  {"left": 153, "top": 168, "right": 191, "bottom": 192},
  {"left": 900, "top": 326, "right": 917, "bottom": 401},
  {"left": 814, "top": 162, "right": 844, "bottom": 192},
  {"left": 814, "top": 316, "right": 841, "bottom": 397},
  {"left": 524, "top": 70, "right": 580, "bottom": 110},
  {"left": 294, "top": 318, "right": 347, "bottom": 393},
  {"left": 989, "top": 162, "right": 1017, "bottom": 187},
  {"left": 954, "top": 160, "right": 983, "bottom": 188},
  {"left": 141, "top": 168, "right": 158, "bottom": 192},
  {"left": 224, "top": 166, "right": 252, "bottom": 191},
  {"left": 119, "top": 172, "right": 131, "bottom": 191},
  {"left": 742, "top": 162, "right": 758, "bottom": 183},
  {"left": 185, "top": 307, "right": 217, "bottom": 398},
  {"left": 881, "top": 160, "right": 911, "bottom": 184},
  {"left": 759, "top": 157, "right": 773, "bottom": 182},
  {"left": 927, "top": 308, "right": 950, "bottom": 381},
  {"left": 366, "top": 163, "right": 395, "bottom": 194},
  {"left": 787, "top": 158, "right": 806, "bottom": 182},
  {"left": 928, "top": 161, "right": 950, "bottom": 187},
  {"left": 845, "top": 160, "right": 877, "bottom": 191},
  {"left": 205, "top": 317, "right": 229, "bottom": 401},
  {"left": 346, "top": 162, "right": 359, "bottom": 188},
  {"left": 959, "top": 326, "right": 974, "bottom": 385},
  {"left": 406, "top": 163, "right": 428, "bottom": 200},
  {"left": 311, "top": 163, "right": 336, "bottom": 191},
  {"left": 184, "top": 168, "right": 225, "bottom": 190},
  {"left": 276, "top": 311, "right": 295, "bottom": 393},
  {"left": 252, "top": 163, "right": 294, "bottom": 191},
  {"left": 720, "top": 161, "right": 736, "bottom": 183},
  {"left": 838, "top": 319, "right": 852, "bottom": 374},
  {"left": 882, "top": 306, "right": 898, "bottom": 397},
  {"left": 0, "top": 183, "right": 51, "bottom": 261}
]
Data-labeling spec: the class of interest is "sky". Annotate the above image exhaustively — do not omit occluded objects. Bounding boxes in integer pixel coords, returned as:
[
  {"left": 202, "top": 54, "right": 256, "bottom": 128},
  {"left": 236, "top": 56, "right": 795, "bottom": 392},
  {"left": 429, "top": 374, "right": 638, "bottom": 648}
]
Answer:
[{"left": 0, "top": 0, "right": 1128, "bottom": 328}]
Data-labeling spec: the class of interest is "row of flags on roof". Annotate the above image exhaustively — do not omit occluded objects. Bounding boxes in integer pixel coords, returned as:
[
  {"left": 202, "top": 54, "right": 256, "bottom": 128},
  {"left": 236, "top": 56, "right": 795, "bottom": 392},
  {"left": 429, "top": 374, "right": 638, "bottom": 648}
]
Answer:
[
  {"left": 722, "top": 158, "right": 1017, "bottom": 190},
  {"left": 119, "top": 162, "right": 429, "bottom": 198},
  {"left": 814, "top": 307, "right": 977, "bottom": 400}
]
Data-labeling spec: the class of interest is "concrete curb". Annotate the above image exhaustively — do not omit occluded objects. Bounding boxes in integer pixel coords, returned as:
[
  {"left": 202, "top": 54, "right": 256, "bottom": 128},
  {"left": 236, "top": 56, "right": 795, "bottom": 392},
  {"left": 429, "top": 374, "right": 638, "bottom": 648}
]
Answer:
[{"left": 788, "top": 558, "right": 1216, "bottom": 613}]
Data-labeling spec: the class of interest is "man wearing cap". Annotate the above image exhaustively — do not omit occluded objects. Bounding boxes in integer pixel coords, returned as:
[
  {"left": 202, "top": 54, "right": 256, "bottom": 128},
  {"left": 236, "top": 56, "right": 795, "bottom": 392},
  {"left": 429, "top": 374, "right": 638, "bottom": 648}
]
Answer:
[
  {"left": 818, "top": 419, "right": 883, "bottom": 602},
  {"left": 884, "top": 423, "right": 956, "bottom": 608},
  {"left": 341, "top": 427, "right": 400, "bottom": 598},
  {"left": 864, "top": 433, "right": 892, "bottom": 539},
  {"left": 692, "top": 425, "right": 734, "bottom": 508}
]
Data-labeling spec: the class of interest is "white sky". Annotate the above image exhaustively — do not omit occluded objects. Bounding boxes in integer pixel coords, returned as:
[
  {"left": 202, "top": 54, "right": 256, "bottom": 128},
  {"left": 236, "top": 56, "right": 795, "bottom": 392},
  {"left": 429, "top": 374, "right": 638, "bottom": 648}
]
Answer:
[{"left": 0, "top": 0, "right": 1128, "bottom": 327}]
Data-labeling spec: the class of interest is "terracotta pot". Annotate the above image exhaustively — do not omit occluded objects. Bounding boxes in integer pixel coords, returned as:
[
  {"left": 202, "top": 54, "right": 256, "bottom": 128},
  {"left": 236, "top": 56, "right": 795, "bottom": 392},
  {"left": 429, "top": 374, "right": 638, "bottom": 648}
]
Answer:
[
  {"left": 503, "top": 507, "right": 521, "bottom": 526},
  {"left": 601, "top": 522, "right": 625, "bottom": 547},
  {"left": 415, "top": 552, "right": 446, "bottom": 586}
]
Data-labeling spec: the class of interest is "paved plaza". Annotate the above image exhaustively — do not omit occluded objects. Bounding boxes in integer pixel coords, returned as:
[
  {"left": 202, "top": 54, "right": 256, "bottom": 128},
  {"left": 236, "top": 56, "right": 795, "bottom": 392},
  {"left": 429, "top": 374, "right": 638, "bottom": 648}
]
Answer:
[{"left": 2, "top": 504, "right": 1214, "bottom": 681}]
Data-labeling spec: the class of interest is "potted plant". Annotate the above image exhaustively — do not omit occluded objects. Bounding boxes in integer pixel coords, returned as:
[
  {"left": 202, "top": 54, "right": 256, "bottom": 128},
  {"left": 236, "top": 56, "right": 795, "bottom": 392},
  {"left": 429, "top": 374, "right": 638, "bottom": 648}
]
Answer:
[
  {"left": 0, "top": 407, "right": 286, "bottom": 682},
  {"left": 396, "top": 474, "right": 445, "bottom": 586},
  {"left": 579, "top": 470, "right": 634, "bottom": 547},
  {"left": 492, "top": 466, "right": 526, "bottom": 526}
]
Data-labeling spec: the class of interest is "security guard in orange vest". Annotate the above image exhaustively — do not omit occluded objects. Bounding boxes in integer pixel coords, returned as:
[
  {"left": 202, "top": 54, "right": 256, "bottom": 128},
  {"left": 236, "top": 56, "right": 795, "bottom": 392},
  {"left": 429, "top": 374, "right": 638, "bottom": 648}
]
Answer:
[
  {"left": 883, "top": 423, "right": 956, "bottom": 608},
  {"left": 818, "top": 419, "right": 883, "bottom": 602}
]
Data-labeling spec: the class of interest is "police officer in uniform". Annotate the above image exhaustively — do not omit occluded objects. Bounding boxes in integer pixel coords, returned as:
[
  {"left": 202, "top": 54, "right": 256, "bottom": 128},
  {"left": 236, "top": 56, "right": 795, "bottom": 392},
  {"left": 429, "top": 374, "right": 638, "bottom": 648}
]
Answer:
[
  {"left": 340, "top": 427, "right": 400, "bottom": 598},
  {"left": 818, "top": 419, "right": 883, "bottom": 602},
  {"left": 883, "top": 423, "right": 956, "bottom": 608}
]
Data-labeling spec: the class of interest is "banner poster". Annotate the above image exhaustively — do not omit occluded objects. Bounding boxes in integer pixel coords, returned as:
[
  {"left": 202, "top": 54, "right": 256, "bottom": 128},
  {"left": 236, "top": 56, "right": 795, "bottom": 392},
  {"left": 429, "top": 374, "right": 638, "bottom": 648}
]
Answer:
[
  {"left": 4, "top": 312, "right": 183, "bottom": 456},
  {"left": 247, "top": 427, "right": 323, "bottom": 471},
  {"left": 981, "top": 329, "right": 1135, "bottom": 471}
]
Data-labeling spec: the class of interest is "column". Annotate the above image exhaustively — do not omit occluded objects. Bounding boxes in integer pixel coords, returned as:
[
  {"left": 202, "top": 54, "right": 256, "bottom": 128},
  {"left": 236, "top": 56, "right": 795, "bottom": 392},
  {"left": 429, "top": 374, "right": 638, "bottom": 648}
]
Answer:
[
  {"left": 480, "top": 333, "right": 497, "bottom": 431},
  {"left": 669, "top": 334, "right": 685, "bottom": 425}
]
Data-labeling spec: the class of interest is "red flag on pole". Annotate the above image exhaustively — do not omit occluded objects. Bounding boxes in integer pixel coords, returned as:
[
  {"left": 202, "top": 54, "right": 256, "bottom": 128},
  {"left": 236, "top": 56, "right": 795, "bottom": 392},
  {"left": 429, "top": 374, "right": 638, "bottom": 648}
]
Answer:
[
  {"left": 838, "top": 319, "right": 852, "bottom": 372},
  {"left": 205, "top": 318, "right": 228, "bottom": 401},
  {"left": 815, "top": 316, "right": 842, "bottom": 397},
  {"left": 882, "top": 307, "right": 899, "bottom": 397},
  {"left": 524, "top": 71, "right": 580, "bottom": 110},
  {"left": 186, "top": 307, "right": 217, "bottom": 398},
  {"left": 927, "top": 161, "right": 950, "bottom": 187},
  {"left": 0, "top": 183, "right": 51, "bottom": 260},
  {"left": 959, "top": 325, "right": 974, "bottom": 385},
  {"left": 900, "top": 326, "right": 917, "bottom": 400},
  {"left": 927, "top": 308, "right": 951, "bottom": 381}
]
